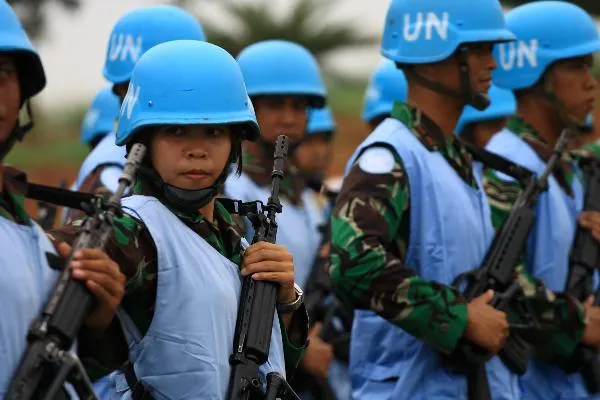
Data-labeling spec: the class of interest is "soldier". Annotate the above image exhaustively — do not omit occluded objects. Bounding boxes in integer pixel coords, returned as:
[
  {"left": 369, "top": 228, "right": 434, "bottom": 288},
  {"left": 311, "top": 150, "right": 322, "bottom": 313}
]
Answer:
[
  {"left": 484, "top": 2, "right": 600, "bottom": 399},
  {"left": 329, "top": 0, "right": 518, "bottom": 398},
  {"left": 53, "top": 40, "right": 308, "bottom": 398},
  {"left": 225, "top": 40, "right": 336, "bottom": 389},
  {"left": 294, "top": 107, "right": 336, "bottom": 192},
  {"left": 0, "top": 1, "right": 125, "bottom": 396}
]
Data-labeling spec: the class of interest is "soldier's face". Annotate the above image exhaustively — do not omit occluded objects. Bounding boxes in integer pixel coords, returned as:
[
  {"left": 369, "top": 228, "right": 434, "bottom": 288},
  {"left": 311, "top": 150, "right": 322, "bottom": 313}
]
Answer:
[
  {"left": 294, "top": 132, "right": 333, "bottom": 173},
  {"left": 0, "top": 55, "right": 20, "bottom": 145},
  {"left": 253, "top": 95, "right": 308, "bottom": 144},
  {"left": 150, "top": 124, "right": 232, "bottom": 191},
  {"left": 547, "top": 55, "right": 598, "bottom": 123},
  {"left": 464, "top": 42, "right": 496, "bottom": 94},
  {"left": 417, "top": 42, "right": 496, "bottom": 97}
]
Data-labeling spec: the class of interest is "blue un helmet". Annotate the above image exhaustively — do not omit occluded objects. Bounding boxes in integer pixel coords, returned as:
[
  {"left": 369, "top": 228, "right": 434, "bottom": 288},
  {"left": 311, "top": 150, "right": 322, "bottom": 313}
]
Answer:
[
  {"left": 80, "top": 86, "right": 120, "bottom": 145},
  {"left": 456, "top": 85, "right": 516, "bottom": 134},
  {"left": 103, "top": 5, "right": 206, "bottom": 85},
  {"left": 0, "top": 0, "right": 46, "bottom": 159},
  {"left": 237, "top": 40, "right": 326, "bottom": 108},
  {"left": 116, "top": 40, "right": 259, "bottom": 146},
  {"left": 494, "top": 2, "right": 600, "bottom": 92},
  {"left": 361, "top": 60, "right": 408, "bottom": 123},
  {"left": 381, "top": 0, "right": 514, "bottom": 110},
  {"left": 116, "top": 40, "right": 259, "bottom": 209},
  {"left": 307, "top": 107, "right": 336, "bottom": 136}
]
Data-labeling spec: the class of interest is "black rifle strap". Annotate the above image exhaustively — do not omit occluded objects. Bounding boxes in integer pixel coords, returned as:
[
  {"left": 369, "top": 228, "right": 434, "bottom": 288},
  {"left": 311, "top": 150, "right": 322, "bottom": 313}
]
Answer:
[
  {"left": 123, "top": 361, "right": 153, "bottom": 400},
  {"left": 26, "top": 182, "right": 96, "bottom": 211},
  {"left": 460, "top": 139, "right": 534, "bottom": 186}
]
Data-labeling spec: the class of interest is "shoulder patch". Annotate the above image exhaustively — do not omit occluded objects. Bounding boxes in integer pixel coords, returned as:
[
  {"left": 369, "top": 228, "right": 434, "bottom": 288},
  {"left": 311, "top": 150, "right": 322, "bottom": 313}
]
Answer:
[{"left": 358, "top": 146, "right": 396, "bottom": 174}]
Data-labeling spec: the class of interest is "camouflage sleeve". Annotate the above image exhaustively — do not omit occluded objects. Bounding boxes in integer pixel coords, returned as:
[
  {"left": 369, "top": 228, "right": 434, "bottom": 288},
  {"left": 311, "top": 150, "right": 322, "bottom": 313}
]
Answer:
[
  {"left": 482, "top": 169, "right": 585, "bottom": 358},
  {"left": 50, "top": 213, "right": 158, "bottom": 377},
  {"left": 329, "top": 145, "right": 469, "bottom": 354}
]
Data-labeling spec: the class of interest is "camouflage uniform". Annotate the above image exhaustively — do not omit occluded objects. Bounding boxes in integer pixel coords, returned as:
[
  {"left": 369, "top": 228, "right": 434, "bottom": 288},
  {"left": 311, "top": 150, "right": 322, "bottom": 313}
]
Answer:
[
  {"left": 0, "top": 167, "right": 31, "bottom": 225},
  {"left": 329, "top": 104, "right": 585, "bottom": 356},
  {"left": 52, "top": 173, "right": 309, "bottom": 379},
  {"left": 482, "top": 117, "right": 586, "bottom": 359}
]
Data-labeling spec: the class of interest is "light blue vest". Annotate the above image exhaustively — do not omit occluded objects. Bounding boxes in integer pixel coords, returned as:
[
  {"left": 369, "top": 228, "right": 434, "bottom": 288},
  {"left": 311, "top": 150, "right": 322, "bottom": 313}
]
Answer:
[
  {"left": 108, "top": 196, "right": 285, "bottom": 399},
  {"left": 224, "top": 173, "right": 324, "bottom": 289},
  {"left": 346, "top": 118, "right": 519, "bottom": 400},
  {"left": 486, "top": 128, "right": 587, "bottom": 400},
  {"left": 74, "top": 132, "right": 126, "bottom": 191},
  {"left": 0, "top": 217, "right": 59, "bottom": 396}
]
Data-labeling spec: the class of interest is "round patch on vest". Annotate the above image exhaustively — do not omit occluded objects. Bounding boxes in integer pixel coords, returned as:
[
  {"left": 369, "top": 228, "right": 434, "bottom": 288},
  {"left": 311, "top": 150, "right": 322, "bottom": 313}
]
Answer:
[{"left": 358, "top": 147, "right": 395, "bottom": 174}]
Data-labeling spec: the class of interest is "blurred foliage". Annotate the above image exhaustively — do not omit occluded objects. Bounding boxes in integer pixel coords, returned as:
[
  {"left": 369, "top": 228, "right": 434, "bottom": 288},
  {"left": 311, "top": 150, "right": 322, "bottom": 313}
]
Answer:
[
  {"left": 7, "top": 0, "right": 81, "bottom": 40},
  {"left": 501, "top": 0, "right": 600, "bottom": 15},
  {"left": 177, "top": 0, "right": 378, "bottom": 59}
]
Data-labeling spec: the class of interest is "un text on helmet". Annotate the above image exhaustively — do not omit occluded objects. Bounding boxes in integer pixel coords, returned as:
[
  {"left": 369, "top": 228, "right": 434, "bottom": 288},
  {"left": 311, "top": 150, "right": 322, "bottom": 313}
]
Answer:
[
  {"left": 403, "top": 12, "right": 449, "bottom": 42},
  {"left": 121, "top": 84, "right": 141, "bottom": 120},
  {"left": 109, "top": 34, "right": 144, "bottom": 62},
  {"left": 498, "top": 39, "right": 539, "bottom": 71}
]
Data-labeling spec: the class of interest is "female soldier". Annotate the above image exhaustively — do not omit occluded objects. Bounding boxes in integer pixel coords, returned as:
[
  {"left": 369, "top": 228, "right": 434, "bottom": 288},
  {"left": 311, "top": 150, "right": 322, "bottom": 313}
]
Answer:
[{"left": 55, "top": 39, "right": 308, "bottom": 399}]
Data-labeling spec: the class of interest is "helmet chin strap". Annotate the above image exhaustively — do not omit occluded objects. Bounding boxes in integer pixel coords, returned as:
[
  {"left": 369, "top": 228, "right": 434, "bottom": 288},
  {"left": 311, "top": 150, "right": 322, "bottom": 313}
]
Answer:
[
  {"left": 0, "top": 102, "right": 34, "bottom": 162},
  {"left": 402, "top": 46, "right": 491, "bottom": 112},
  {"left": 541, "top": 76, "right": 585, "bottom": 137}
]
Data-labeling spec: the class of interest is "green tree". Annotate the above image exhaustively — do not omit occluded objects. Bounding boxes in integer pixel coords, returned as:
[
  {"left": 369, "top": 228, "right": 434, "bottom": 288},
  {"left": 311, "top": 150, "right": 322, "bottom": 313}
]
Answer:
[
  {"left": 178, "top": 0, "right": 378, "bottom": 59},
  {"left": 501, "top": 0, "right": 600, "bottom": 15},
  {"left": 7, "top": 0, "right": 81, "bottom": 40}
]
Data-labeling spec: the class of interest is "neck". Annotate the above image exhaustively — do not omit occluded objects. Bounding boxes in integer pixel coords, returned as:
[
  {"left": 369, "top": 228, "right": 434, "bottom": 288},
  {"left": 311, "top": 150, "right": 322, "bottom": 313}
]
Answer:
[
  {"left": 199, "top": 198, "right": 216, "bottom": 223},
  {"left": 517, "top": 96, "right": 564, "bottom": 148},
  {"left": 408, "top": 84, "right": 464, "bottom": 137}
]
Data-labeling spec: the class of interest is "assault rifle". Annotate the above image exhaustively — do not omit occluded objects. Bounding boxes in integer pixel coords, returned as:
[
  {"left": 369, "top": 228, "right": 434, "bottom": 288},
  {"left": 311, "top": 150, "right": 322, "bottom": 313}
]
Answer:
[
  {"left": 563, "top": 155, "right": 600, "bottom": 394},
  {"left": 7, "top": 143, "right": 146, "bottom": 400},
  {"left": 446, "top": 129, "right": 572, "bottom": 400},
  {"left": 227, "top": 135, "right": 300, "bottom": 400}
]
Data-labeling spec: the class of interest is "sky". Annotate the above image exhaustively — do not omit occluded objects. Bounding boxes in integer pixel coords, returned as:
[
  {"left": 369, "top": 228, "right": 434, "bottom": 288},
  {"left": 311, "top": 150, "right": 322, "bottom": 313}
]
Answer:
[{"left": 33, "top": 0, "right": 390, "bottom": 110}]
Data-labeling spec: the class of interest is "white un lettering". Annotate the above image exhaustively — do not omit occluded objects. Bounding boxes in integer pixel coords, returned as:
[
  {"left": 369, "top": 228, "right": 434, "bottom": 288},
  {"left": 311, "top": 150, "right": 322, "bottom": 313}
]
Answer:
[
  {"left": 403, "top": 12, "right": 449, "bottom": 42},
  {"left": 108, "top": 34, "right": 143, "bottom": 62},
  {"left": 498, "top": 39, "right": 539, "bottom": 71}
]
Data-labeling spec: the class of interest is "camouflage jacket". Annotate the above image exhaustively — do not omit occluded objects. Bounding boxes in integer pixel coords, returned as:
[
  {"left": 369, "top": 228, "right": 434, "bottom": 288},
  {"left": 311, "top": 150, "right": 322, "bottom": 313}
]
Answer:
[
  {"left": 329, "top": 103, "right": 476, "bottom": 353},
  {"left": 63, "top": 165, "right": 114, "bottom": 223},
  {"left": 482, "top": 117, "right": 585, "bottom": 359},
  {"left": 52, "top": 174, "right": 309, "bottom": 379},
  {"left": 0, "top": 166, "right": 31, "bottom": 225}
]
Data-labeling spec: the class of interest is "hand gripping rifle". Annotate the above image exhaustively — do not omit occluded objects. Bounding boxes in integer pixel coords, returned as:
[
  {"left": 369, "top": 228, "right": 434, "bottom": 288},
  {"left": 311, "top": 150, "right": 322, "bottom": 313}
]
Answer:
[
  {"left": 7, "top": 143, "right": 146, "bottom": 400},
  {"left": 562, "top": 155, "right": 600, "bottom": 394},
  {"left": 444, "top": 129, "right": 572, "bottom": 400},
  {"left": 227, "top": 135, "right": 300, "bottom": 400}
]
